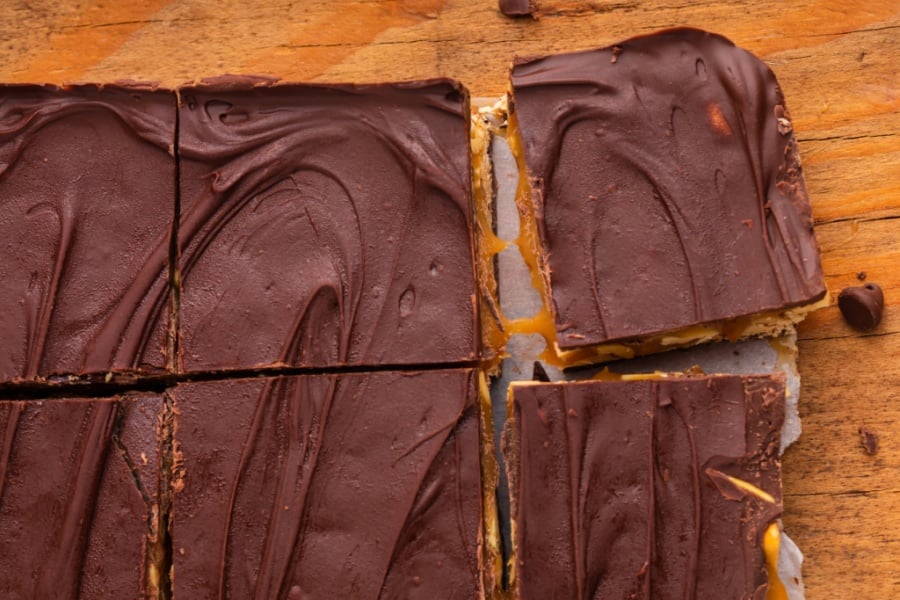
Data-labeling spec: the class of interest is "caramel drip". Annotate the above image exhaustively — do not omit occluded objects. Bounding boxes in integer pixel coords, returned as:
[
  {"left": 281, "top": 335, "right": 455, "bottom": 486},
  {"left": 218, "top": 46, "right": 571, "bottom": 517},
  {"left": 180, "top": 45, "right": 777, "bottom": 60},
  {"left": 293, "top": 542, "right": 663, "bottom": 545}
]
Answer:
[
  {"left": 764, "top": 523, "right": 789, "bottom": 600},
  {"left": 470, "top": 107, "right": 509, "bottom": 369},
  {"left": 505, "top": 105, "right": 562, "bottom": 365}
]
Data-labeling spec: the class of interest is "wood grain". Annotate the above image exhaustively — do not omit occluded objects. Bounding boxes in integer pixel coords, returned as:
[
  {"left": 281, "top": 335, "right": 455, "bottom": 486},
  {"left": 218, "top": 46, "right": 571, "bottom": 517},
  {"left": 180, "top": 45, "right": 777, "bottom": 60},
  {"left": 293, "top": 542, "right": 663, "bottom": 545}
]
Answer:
[{"left": 0, "top": 1, "right": 897, "bottom": 598}]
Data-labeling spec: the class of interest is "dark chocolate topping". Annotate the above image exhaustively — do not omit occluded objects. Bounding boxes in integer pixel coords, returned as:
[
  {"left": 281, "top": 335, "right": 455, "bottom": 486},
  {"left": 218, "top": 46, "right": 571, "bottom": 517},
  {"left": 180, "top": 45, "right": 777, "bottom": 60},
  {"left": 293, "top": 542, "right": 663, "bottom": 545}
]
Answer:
[
  {"left": 0, "top": 395, "right": 161, "bottom": 598},
  {"left": 839, "top": 283, "right": 884, "bottom": 331},
  {"left": 0, "top": 85, "right": 176, "bottom": 382},
  {"left": 172, "top": 369, "right": 482, "bottom": 599},
  {"left": 176, "top": 79, "right": 478, "bottom": 372},
  {"left": 506, "top": 374, "right": 785, "bottom": 599},
  {"left": 510, "top": 28, "right": 826, "bottom": 349}
]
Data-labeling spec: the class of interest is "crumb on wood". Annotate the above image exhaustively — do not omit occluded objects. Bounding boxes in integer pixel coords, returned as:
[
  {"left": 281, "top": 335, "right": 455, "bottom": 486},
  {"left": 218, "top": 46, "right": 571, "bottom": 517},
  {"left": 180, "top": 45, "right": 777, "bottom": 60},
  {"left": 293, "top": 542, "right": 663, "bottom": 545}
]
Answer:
[{"left": 859, "top": 426, "right": 879, "bottom": 455}]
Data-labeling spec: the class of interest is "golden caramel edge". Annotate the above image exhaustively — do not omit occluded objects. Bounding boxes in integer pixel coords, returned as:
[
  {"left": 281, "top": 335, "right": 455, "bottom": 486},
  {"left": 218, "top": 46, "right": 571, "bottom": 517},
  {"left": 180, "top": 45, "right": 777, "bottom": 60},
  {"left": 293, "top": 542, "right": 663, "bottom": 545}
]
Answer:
[{"left": 471, "top": 104, "right": 510, "bottom": 375}]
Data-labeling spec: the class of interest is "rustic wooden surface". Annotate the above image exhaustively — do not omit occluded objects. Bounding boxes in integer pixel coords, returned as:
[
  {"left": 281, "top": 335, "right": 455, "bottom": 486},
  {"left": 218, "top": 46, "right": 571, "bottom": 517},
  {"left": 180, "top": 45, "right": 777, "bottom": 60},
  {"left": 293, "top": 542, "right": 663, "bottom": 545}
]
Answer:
[{"left": 0, "top": 1, "right": 897, "bottom": 597}]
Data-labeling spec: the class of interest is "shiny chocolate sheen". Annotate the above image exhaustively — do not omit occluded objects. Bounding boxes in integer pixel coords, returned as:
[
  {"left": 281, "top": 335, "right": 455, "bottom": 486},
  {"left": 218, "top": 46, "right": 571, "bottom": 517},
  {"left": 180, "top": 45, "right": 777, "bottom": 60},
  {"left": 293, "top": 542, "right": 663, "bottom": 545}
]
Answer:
[
  {"left": 0, "top": 85, "right": 175, "bottom": 382},
  {"left": 172, "top": 369, "right": 483, "bottom": 599},
  {"left": 510, "top": 28, "right": 826, "bottom": 349},
  {"left": 506, "top": 375, "right": 785, "bottom": 599},
  {"left": 0, "top": 395, "right": 161, "bottom": 598},
  {"left": 176, "top": 79, "right": 478, "bottom": 371}
]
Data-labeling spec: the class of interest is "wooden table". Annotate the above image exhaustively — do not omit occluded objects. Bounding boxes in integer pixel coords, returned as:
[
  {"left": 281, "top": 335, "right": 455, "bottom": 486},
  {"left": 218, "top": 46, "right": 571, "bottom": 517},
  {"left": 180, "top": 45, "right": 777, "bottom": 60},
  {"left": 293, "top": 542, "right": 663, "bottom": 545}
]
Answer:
[{"left": 1, "top": 1, "right": 897, "bottom": 597}]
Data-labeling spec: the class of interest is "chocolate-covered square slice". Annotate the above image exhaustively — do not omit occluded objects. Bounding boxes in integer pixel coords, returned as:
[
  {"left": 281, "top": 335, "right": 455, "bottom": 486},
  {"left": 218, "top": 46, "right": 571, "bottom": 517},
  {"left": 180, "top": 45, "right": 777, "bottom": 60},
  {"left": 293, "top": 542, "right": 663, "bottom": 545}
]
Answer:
[
  {"left": 508, "top": 28, "right": 827, "bottom": 366},
  {"left": 0, "top": 394, "right": 163, "bottom": 598},
  {"left": 504, "top": 374, "right": 786, "bottom": 599},
  {"left": 0, "top": 84, "right": 176, "bottom": 383},
  {"left": 170, "top": 368, "right": 495, "bottom": 598},
  {"left": 176, "top": 78, "right": 478, "bottom": 371}
]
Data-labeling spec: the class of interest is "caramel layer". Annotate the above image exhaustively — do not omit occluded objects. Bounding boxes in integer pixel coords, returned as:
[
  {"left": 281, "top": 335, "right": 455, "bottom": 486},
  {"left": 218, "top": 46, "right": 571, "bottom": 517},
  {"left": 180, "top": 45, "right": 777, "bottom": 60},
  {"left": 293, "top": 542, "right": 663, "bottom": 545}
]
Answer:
[{"left": 472, "top": 102, "right": 510, "bottom": 372}]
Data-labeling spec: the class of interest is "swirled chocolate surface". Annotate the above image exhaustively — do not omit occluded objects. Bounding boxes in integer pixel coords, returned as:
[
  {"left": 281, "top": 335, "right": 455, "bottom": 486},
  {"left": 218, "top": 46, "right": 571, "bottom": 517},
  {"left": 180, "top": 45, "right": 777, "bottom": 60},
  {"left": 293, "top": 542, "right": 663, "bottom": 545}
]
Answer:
[
  {"left": 510, "top": 28, "right": 826, "bottom": 350},
  {"left": 506, "top": 375, "right": 784, "bottom": 599},
  {"left": 0, "top": 85, "right": 176, "bottom": 382},
  {"left": 177, "top": 79, "right": 478, "bottom": 371},
  {"left": 0, "top": 394, "right": 161, "bottom": 598},
  {"left": 171, "top": 369, "right": 482, "bottom": 599}
]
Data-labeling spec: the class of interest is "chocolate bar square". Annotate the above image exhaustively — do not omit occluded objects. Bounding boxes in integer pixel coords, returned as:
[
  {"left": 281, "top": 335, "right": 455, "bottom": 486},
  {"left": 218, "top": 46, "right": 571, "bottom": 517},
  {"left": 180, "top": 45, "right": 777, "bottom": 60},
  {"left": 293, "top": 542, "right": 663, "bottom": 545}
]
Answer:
[
  {"left": 176, "top": 79, "right": 478, "bottom": 371},
  {"left": 509, "top": 29, "right": 826, "bottom": 365},
  {"left": 170, "top": 368, "right": 487, "bottom": 598},
  {"left": 504, "top": 374, "right": 785, "bottom": 598},
  {"left": 0, "top": 84, "right": 176, "bottom": 382},
  {"left": 0, "top": 394, "right": 162, "bottom": 597}
]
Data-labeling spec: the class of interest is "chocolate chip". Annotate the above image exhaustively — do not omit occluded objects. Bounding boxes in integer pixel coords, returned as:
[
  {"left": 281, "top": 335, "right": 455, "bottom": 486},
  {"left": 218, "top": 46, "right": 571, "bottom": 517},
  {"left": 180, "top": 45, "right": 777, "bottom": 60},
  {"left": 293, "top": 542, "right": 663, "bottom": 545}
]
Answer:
[
  {"left": 498, "top": 0, "right": 536, "bottom": 17},
  {"left": 838, "top": 283, "right": 884, "bottom": 331},
  {"left": 859, "top": 426, "right": 879, "bottom": 455}
]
